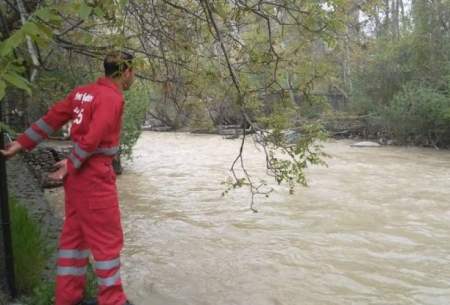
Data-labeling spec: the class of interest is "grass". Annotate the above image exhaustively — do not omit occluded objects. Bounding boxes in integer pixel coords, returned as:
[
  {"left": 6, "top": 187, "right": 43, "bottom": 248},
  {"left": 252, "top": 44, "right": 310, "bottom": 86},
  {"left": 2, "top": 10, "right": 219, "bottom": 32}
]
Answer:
[
  {"left": 21, "top": 269, "right": 96, "bottom": 305},
  {"left": 10, "top": 196, "right": 48, "bottom": 295},
  {"left": 9, "top": 196, "right": 97, "bottom": 305}
]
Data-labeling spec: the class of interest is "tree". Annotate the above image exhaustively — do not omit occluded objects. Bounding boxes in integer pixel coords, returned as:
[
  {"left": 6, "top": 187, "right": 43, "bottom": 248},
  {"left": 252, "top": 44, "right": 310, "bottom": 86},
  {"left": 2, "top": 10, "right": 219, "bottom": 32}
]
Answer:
[{"left": 2, "top": 0, "right": 371, "bottom": 210}]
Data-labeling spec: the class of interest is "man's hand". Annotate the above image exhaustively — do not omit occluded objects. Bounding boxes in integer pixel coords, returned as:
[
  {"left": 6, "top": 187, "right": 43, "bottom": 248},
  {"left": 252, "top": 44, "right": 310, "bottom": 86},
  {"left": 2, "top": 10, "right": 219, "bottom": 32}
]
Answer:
[
  {"left": 0, "top": 141, "right": 23, "bottom": 159},
  {"left": 48, "top": 159, "right": 68, "bottom": 181}
]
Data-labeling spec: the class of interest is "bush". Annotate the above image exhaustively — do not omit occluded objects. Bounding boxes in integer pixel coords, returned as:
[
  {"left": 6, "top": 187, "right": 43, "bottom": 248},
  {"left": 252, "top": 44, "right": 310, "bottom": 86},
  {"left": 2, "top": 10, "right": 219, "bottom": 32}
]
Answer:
[
  {"left": 121, "top": 82, "right": 152, "bottom": 159},
  {"left": 380, "top": 83, "right": 450, "bottom": 146}
]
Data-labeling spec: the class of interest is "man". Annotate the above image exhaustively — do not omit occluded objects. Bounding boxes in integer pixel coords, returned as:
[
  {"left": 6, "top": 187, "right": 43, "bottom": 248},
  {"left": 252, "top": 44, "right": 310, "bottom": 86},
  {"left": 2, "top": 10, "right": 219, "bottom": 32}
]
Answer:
[{"left": 0, "top": 51, "right": 135, "bottom": 305}]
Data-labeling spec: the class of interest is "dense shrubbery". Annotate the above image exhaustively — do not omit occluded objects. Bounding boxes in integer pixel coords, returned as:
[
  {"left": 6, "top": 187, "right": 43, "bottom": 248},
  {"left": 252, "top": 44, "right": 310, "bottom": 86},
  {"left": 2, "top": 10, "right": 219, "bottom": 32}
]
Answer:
[
  {"left": 346, "top": 1, "right": 450, "bottom": 147},
  {"left": 380, "top": 84, "right": 450, "bottom": 146}
]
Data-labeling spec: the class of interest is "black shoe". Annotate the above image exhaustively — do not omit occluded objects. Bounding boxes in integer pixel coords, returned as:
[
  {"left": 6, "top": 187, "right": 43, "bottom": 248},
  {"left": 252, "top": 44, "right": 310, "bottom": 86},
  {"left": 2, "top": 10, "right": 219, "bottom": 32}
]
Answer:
[
  {"left": 78, "top": 299, "right": 97, "bottom": 305},
  {"left": 77, "top": 298, "right": 132, "bottom": 305}
]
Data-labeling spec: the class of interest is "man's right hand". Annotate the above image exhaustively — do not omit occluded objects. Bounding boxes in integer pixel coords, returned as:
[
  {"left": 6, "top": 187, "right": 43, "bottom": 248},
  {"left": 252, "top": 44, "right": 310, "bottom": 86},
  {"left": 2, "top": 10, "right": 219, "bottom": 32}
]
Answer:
[
  {"left": 0, "top": 141, "right": 23, "bottom": 159},
  {"left": 48, "top": 159, "right": 68, "bottom": 182}
]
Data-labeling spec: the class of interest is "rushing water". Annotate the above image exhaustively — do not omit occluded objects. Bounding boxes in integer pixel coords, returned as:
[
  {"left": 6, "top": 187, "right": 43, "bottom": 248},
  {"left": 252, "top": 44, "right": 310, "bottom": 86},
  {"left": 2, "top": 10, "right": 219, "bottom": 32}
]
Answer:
[{"left": 117, "top": 132, "right": 450, "bottom": 305}]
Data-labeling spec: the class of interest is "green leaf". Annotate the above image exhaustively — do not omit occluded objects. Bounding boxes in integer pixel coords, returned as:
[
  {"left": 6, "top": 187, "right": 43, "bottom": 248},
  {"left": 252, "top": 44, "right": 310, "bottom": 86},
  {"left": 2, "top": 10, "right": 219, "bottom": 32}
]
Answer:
[
  {"left": 3, "top": 72, "right": 31, "bottom": 94},
  {"left": 0, "top": 29, "right": 26, "bottom": 56},
  {"left": 34, "top": 8, "right": 51, "bottom": 21},
  {"left": 34, "top": 7, "right": 61, "bottom": 23},
  {"left": 8, "top": 61, "right": 26, "bottom": 74},
  {"left": 34, "top": 23, "right": 53, "bottom": 45},
  {"left": 79, "top": 2, "right": 92, "bottom": 20},
  {"left": 0, "top": 81, "right": 6, "bottom": 100},
  {"left": 22, "top": 22, "right": 42, "bottom": 38},
  {"left": 93, "top": 7, "right": 105, "bottom": 18}
]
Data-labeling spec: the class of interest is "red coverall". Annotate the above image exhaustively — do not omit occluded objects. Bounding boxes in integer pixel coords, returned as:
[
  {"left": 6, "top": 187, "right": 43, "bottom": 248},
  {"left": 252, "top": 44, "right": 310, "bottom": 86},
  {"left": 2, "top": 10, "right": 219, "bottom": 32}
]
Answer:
[{"left": 17, "top": 77, "right": 128, "bottom": 305}]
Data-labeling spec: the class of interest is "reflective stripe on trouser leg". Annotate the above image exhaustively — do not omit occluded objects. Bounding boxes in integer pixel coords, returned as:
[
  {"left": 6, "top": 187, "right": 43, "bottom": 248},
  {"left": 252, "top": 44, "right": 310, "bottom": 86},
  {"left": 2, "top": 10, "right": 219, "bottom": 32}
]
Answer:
[
  {"left": 95, "top": 257, "right": 121, "bottom": 287},
  {"left": 95, "top": 257, "right": 120, "bottom": 270},
  {"left": 56, "top": 201, "right": 88, "bottom": 305},
  {"left": 56, "top": 248, "right": 89, "bottom": 305},
  {"left": 97, "top": 269, "right": 121, "bottom": 287},
  {"left": 94, "top": 257, "right": 124, "bottom": 305},
  {"left": 57, "top": 249, "right": 90, "bottom": 276},
  {"left": 81, "top": 194, "right": 127, "bottom": 305},
  {"left": 57, "top": 266, "right": 87, "bottom": 276}
]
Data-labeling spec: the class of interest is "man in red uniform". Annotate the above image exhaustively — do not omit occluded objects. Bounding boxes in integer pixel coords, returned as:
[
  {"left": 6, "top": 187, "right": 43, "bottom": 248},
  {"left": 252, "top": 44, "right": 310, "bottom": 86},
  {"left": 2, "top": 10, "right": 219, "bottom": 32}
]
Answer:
[{"left": 1, "top": 51, "right": 135, "bottom": 305}]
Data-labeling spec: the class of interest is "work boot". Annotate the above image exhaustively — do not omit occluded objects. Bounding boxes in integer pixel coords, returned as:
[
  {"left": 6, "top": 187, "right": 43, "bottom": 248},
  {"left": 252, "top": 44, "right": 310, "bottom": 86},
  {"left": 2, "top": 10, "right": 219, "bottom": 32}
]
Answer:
[
  {"left": 77, "top": 299, "right": 97, "bottom": 305},
  {"left": 77, "top": 298, "right": 132, "bottom": 305}
]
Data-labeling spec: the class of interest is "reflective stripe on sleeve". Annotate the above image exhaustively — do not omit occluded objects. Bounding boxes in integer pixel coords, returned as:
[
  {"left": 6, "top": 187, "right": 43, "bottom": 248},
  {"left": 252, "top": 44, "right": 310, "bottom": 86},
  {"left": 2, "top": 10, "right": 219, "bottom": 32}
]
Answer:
[
  {"left": 57, "top": 266, "right": 87, "bottom": 276},
  {"left": 97, "top": 270, "right": 121, "bottom": 287},
  {"left": 35, "top": 118, "right": 54, "bottom": 135},
  {"left": 24, "top": 127, "right": 43, "bottom": 143},
  {"left": 58, "top": 249, "right": 90, "bottom": 259},
  {"left": 94, "top": 258, "right": 120, "bottom": 270}
]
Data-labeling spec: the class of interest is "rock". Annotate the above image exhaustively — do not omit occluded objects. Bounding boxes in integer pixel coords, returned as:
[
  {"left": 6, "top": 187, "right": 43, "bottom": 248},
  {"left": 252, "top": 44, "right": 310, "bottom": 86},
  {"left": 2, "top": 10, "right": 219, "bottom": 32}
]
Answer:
[
  {"left": 21, "top": 145, "right": 72, "bottom": 188},
  {"left": 283, "top": 129, "right": 301, "bottom": 144},
  {"left": 351, "top": 141, "right": 381, "bottom": 148}
]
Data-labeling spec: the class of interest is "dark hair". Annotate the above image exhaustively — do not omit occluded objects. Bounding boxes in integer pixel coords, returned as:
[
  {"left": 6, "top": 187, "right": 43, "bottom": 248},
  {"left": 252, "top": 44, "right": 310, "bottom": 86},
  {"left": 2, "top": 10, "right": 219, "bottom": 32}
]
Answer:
[{"left": 103, "top": 51, "right": 134, "bottom": 77}]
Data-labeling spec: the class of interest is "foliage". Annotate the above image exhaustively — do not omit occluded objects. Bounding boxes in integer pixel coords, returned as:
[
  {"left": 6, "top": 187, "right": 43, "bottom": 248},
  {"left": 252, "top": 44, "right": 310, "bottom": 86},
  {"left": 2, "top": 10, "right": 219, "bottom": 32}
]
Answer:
[
  {"left": 269, "top": 123, "right": 329, "bottom": 191},
  {"left": 346, "top": 0, "right": 450, "bottom": 147},
  {"left": 121, "top": 82, "right": 151, "bottom": 159},
  {"left": 24, "top": 281, "right": 54, "bottom": 305},
  {"left": 21, "top": 266, "right": 97, "bottom": 305},
  {"left": 2, "top": 0, "right": 374, "bottom": 207},
  {"left": 10, "top": 196, "right": 48, "bottom": 295},
  {"left": 380, "top": 83, "right": 450, "bottom": 146},
  {"left": 0, "top": 0, "right": 130, "bottom": 99},
  {"left": 351, "top": 37, "right": 415, "bottom": 114}
]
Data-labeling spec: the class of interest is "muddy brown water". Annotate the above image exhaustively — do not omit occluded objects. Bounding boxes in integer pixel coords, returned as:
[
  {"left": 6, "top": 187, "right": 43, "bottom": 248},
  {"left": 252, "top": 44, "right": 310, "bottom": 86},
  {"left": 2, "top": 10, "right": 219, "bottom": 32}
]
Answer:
[{"left": 51, "top": 132, "right": 450, "bottom": 305}]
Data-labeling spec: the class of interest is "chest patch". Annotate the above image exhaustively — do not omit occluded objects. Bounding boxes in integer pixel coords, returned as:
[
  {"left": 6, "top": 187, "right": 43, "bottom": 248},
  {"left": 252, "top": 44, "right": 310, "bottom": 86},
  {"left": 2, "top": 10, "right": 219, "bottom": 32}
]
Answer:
[{"left": 74, "top": 92, "right": 94, "bottom": 103}]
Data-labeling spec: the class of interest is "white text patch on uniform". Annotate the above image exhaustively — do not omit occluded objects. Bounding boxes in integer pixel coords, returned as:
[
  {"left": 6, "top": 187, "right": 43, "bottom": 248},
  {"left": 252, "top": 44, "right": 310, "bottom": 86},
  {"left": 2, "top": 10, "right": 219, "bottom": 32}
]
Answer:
[{"left": 74, "top": 92, "right": 94, "bottom": 103}]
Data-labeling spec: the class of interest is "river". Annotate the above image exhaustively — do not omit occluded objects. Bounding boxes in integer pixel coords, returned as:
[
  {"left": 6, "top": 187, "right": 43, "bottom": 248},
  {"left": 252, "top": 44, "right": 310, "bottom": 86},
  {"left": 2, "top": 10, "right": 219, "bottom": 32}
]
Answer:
[{"left": 116, "top": 131, "right": 450, "bottom": 305}]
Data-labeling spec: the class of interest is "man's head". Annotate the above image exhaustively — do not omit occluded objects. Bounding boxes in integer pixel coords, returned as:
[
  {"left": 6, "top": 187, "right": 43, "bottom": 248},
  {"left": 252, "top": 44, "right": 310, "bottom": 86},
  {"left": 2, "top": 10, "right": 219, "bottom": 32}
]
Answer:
[{"left": 104, "top": 51, "right": 135, "bottom": 90}]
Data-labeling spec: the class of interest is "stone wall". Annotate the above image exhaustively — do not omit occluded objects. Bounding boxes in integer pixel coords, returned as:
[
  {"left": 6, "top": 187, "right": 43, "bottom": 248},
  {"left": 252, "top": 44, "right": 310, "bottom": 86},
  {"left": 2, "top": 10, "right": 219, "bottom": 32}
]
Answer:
[{"left": 6, "top": 150, "right": 64, "bottom": 281}]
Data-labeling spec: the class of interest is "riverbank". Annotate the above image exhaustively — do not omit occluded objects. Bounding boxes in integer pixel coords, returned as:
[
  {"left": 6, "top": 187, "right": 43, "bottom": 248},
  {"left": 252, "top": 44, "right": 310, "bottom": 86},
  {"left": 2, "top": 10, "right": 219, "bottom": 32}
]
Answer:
[
  {"left": 3, "top": 142, "right": 73, "bottom": 304},
  {"left": 145, "top": 114, "right": 449, "bottom": 149},
  {"left": 146, "top": 125, "right": 400, "bottom": 148}
]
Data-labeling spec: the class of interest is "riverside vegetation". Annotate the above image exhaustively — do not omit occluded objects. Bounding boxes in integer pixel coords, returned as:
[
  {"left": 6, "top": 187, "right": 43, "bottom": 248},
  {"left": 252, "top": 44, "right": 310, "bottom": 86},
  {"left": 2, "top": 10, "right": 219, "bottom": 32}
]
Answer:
[{"left": 1, "top": 0, "right": 450, "bottom": 301}]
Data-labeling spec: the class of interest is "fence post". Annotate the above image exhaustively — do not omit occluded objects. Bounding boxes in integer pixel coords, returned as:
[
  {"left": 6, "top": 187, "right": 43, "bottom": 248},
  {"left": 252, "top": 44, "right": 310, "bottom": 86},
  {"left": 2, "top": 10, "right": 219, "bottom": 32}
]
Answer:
[{"left": 0, "top": 101, "right": 17, "bottom": 298}]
